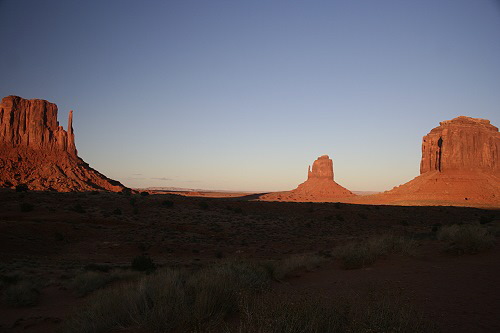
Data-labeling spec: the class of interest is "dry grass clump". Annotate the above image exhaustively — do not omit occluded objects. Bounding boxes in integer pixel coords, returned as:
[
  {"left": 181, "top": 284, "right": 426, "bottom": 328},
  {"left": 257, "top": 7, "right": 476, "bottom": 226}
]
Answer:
[
  {"left": 237, "top": 289, "right": 434, "bottom": 333},
  {"left": 437, "top": 224, "right": 495, "bottom": 255},
  {"left": 238, "top": 292, "right": 349, "bottom": 333},
  {"left": 69, "top": 269, "right": 140, "bottom": 297},
  {"left": 3, "top": 280, "right": 41, "bottom": 307},
  {"left": 335, "top": 234, "right": 417, "bottom": 269},
  {"left": 63, "top": 259, "right": 432, "bottom": 333},
  {"left": 271, "top": 254, "right": 327, "bottom": 280},
  {"left": 348, "top": 289, "right": 436, "bottom": 333},
  {"left": 63, "top": 261, "right": 272, "bottom": 333}
]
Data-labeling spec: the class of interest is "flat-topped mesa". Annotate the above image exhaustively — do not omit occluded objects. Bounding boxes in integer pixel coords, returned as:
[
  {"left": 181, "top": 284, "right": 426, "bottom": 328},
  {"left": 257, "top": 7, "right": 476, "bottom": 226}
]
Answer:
[
  {"left": 307, "top": 155, "right": 334, "bottom": 180},
  {"left": 0, "top": 95, "right": 126, "bottom": 192},
  {"left": 420, "top": 116, "right": 500, "bottom": 174},
  {"left": 0, "top": 95, "right": 76, "bottom": 156}
]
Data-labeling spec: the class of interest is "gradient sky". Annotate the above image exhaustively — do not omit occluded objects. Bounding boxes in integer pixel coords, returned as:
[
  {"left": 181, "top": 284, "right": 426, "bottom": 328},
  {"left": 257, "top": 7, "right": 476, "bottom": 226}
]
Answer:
[{"left": 1, "top": 0, "right": 499, "bottom": 191}]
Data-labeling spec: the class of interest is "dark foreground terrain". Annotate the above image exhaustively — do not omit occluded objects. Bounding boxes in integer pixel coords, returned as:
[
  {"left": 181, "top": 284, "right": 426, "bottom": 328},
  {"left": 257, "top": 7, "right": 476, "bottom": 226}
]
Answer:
[{"left": 0, "top": 189, "right": 499, "bottom": 332}]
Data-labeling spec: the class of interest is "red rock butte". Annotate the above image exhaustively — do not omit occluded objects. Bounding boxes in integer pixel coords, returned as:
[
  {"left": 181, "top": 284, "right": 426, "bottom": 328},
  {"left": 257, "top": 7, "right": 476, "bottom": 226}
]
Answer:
[
  {"left": 365, "top": 116, "right": 500, "bottom": 206},
  {"left": 0, "top": 95, "right": 126, "bottom": 192},
  {"left": 261, "top": 155, "right": 354, "bottom": 202}
]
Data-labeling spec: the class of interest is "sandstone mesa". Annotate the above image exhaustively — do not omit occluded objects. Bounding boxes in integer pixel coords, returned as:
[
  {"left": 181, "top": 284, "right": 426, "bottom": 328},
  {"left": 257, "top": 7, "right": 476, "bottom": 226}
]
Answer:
[
  {"left": 0, "top": 95, "right": 126, "bottom": 192},
  {"left": 262, "top": 155, "right": 354, "bottom": 202},
  {"left": 359, "top": 116, "right": 500, "bottom": 206}
]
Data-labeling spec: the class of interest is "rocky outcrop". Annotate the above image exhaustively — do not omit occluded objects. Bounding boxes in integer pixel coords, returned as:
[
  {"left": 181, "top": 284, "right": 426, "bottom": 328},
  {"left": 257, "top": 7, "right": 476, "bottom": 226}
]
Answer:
[
  {"left": 357, "top": 116, "right": 500, "bottom": 207},
  {"left": 420, "top": 116, "right": 500, "bottom": 174},
  {"left": 307, "top": 155, "right": 334, "bottom": 180},
  {"left": 261, "top": 155, "right": 354, "bottom": 202},
  {"left": 0, "top": 96, "right": 77, "bottom": 155},
  {"left": 0, "top": 95, "right": 126, "bottom": 192}
]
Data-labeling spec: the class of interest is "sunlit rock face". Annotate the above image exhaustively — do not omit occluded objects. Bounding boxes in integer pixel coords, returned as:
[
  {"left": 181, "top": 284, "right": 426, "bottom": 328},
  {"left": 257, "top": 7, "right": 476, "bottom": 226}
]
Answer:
[
  {"left": 378, "top": 116, "right": 500, "bottom": 206},
  {"left": 0, "top": 95, "right": 126, "bottom": 192},
  {"left": 420, "top": 116, "right": 500, "bottom": 174},
  {"left": 261, "top": 155, "right": 354, "bottom": 202}
]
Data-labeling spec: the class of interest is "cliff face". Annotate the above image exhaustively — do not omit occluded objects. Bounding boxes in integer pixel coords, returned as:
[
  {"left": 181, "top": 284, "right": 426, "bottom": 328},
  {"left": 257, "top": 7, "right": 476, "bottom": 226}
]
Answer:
[
  {"left": 420, "top": 116, "right": 500, "bottom": 174},
  {"left": 307, "top": 155, "right": 334, "bottom": 180},
  {"left": 0, "top": 96, "right": 77, "bottom": 155},
  {"left": 0, "top": 95, "right": 126, "bottom": 192},
  {"left": 373, "top": 116, "right": 500, "bottom": 206}
]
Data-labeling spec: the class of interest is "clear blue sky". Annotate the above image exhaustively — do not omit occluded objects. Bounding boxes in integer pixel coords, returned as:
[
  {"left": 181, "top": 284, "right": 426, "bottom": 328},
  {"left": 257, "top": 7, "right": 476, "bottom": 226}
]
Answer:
[{"left": 1, "top": 0, "right": 499, "bottom": 191}]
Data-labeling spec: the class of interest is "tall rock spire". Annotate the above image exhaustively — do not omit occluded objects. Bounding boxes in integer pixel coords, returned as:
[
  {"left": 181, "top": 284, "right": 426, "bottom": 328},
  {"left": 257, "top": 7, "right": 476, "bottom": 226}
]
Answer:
[{"left": 67, "top": 110, "right": 77, "bottom": 155}]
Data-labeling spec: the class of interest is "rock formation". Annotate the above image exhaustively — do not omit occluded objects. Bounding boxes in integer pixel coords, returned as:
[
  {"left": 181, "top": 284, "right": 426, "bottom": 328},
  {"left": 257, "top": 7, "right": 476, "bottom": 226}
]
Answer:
[
  {"left": 0, "top": 95, "right": 126, "bottom": 192},
  {"left": 261, "top": 155, "right": 354, "bottom": 202},
  {"left": 360, "top": 116, "right": 500, "bottom": 206},
  {"left": 420, "top": 116, "right": 499, "bottom": 174}
]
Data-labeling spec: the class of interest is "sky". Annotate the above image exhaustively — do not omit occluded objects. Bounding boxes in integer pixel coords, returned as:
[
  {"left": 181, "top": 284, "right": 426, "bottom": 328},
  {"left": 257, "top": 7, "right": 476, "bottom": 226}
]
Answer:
[{"left": 1, "top": 0, "right": 499, "bottom": 192}]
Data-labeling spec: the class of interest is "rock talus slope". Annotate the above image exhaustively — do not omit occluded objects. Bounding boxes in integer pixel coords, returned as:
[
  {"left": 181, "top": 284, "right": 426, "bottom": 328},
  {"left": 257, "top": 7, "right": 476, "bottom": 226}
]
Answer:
[{"left": 0, "top": 95, "right": 126, "bottom": 192}]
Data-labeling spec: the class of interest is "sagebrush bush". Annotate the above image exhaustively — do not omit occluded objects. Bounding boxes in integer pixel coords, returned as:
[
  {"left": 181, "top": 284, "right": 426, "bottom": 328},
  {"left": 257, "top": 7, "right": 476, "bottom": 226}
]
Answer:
[
  {"left": 131, "top": 255, "right": 156, "bottom": 272},
  {"left": 63, "top": 258, "right": 436, "bottom": 333},
  {"left": 271, "top": 254, "right": 326, "bottom": 280},
  {"left": 20, "top": 202, "right": 34, "bottom": 212},
  {"left": 238, "top": 292, "right": 349, "bottom": 333},
  {"left": 238, "top": 289, "right": 434, "bottom": 333},
  {"left": 69, "top": 270, "right": 139, "bottom": 297},
  {"left": 335, "top": 234, "right": 416, "bottom": 269},
  {"left": 63, "top": 261, "right": 272, "bottom": 333},
  {"left": 437, "top": 224, "right": 495, "bottom": 254},
  {"left": 3, "top": 280, "right": 40, "bottom": 307}
]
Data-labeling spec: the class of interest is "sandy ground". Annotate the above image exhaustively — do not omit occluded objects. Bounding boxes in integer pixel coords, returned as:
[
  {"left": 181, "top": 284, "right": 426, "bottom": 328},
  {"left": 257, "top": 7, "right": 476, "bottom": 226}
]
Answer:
[{"left": 0, "top": 188, "right": 498, "bottom": 332}]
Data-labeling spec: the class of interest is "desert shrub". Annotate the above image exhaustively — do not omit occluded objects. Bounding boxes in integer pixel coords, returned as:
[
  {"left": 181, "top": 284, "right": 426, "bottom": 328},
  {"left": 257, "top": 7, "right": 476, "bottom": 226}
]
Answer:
[
  {"left": 215, "top": 250, "right": 224, "bottom": 258},
  {"left": 63, "top": 260, "right": 434, "bottom": 333},
  {"left": 132, "top": 269, "right": 190, "bottom": 332},
  {"left": 84, "top": 263, "right": 112, "bottom": 273},
  {"left": 162, "top": 200, "right": 174, "bottom": 208},
  {"left": 15, "top": 184, "right": 29, "bottom": 192},
  {"left": 238, "top": 292, "right": 349, "bottom": 333},
  {"left": 112, "top": 208, "right": 122, "bottom": 215},
  {"left": 71, "top": 203, "right": 86, "bottom": 213},
  {"left": 64, "top": 262, "right": 271, "bottom": 332},
  {"left": 54, "top": 232, "right": 65, "bottom": 241},
  {"left": 131, "top": 255, "right": 156, "bottom": 272},
  {"left": 0, "top": 272, "right": 22, "bottom": 286},
  {"left": 3, "top": 280, "right": 40, "bottom": 307},
  {"left": 437, "top": 224, "right": 495, "bottom": 255},
  {"left": 62, "top": 283, "right": 139, "bottom": 333},
  {"left": 198, "top": 201, "right": 209, "bottom": 210},
  {"left": 140, "top": 191, "right": 149, "bottom": 196},
  {"left": 271, "top": 254, "right": 326, "bottom": 280},
  {"left": 69, "top": 270, "right": 139, "bottom": 297},
  {"left": 20, "top": 202, "right": 34, "bottom": 212},
  {"left": 239, "top": 289, "right": 434, "bottom": 333},
  {"left": 479, "top": 215, "right": 494, "bottom": 225},
  {"left": 349, "top": 289, "right": 436, "bottom": 333},
  {"left": 335, "top": 234, "right": 416, "bottom": 269}
]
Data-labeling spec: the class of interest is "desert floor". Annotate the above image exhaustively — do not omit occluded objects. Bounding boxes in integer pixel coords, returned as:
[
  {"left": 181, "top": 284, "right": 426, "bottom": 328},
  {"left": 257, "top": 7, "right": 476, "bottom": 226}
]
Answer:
[{"left": 0, "top": 189, "right": 498, "bottom": 332}]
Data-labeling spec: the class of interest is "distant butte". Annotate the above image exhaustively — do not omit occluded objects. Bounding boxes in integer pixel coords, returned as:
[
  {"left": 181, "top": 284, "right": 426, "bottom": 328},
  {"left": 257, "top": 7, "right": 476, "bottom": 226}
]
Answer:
[
  {"left": 261, "top": 155, "right": 354, "bottom": 202},
  {"left": 355, "top": 116, "right": 500, "bottom": 206},
  {"left": 0, "top": 95, "right": 126, "bottom": 192}
]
